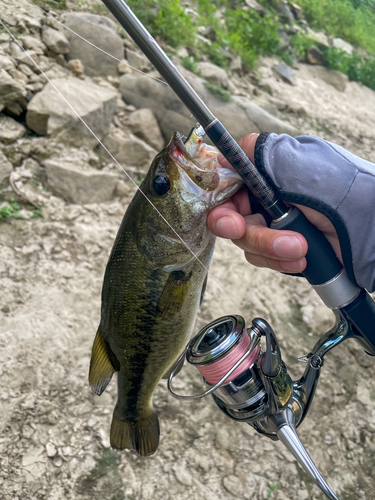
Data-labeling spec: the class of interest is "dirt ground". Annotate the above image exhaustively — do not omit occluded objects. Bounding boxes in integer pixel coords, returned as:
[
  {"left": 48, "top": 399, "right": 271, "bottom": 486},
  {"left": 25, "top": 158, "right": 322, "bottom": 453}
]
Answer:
[{"left": 2, "top": 25, "right": 375, "bottom": 500}]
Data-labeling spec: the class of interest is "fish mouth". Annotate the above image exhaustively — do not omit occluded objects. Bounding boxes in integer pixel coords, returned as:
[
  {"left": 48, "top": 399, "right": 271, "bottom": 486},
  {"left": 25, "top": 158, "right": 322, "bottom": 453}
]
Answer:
[{"left": 168, "top": 132, "right": 221, "bottom": 192}]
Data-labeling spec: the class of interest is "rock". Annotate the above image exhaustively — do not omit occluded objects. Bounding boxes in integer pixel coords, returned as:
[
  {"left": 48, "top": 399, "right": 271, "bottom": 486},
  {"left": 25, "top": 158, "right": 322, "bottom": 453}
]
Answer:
[
  {"left": 65, "top": 13, "right": 124, "bottom": 76},
  {"left": 0, "top": 150, "right": 13, "bottom": 182},
  {"left": 0, "top": 55, "right": 16, "bottom": 71},
  {"left": 229, "top": 56, "right": 242, "bottom": 74},
  {"left": 114, "top": 179, "right": 130, "bottom": 197},
  {"left": 306, "top": 46, "right": 324, "bottom": 65},
  {"left": 99, "top": 128, "right": 157, "bottom": 168},
  {"left": 223, "top": 475, "right": 243, "bottom": 496},
  {"left": 22, "top": 35, "right": 46, "bottom": 54},
  {"left": 8, "top": 68, "right": 28, "bottom": 85},
  {"left": 244, "top": 0, "right": 265, "bottom": 16},
  {"left": 46, "top": 442, "right": 57, "bottom": 458},
  {"left": 44, "top": 158, "right": 118, "bottom": 204},
  {"left": 273, "top": 62, "right": 296, "bottom": 86},
  {"left": 331, "top": 37, "right": 354, "bottom": 54},
  {"left": 0, "top": 69, "right": 27, "bottom": 112},
  {"left": 233, "top": 95, "right": 298, "bottom": 136},
  {"left": 0, "top": 115, "right": 26, "bottom": 143},
  {"left": 291, "top": 3, "right": 303, "bottom": 20},
  {"left": 196, "top": 61, "right": 229, "bottom": 89},
  {"left": 117, "top": 60, "right": 132, "bottom": 75},
  {"left": 277, "top": 1, "right": 294, "bottom": 24},
  {"left": 26, "top": 76, "right": 117, "bottom": 148},
  {"left": 42, "top": 27, "right": 70, "bottom": 55},
  {"left": 309, "top": 31, "right": 330, "bottom": 49},
  {"left": 310, "top": 66, "right": 348, "bottom": 92},
  {"left": 119, "top": 71, "right": 265, "bottom": 141},
  {"left": 125, "top": 49, "right": 152, "bottom": 72},
  {"left": 67, "top": 59, "right": 85, "bottom": 75},
  {"left": 278, "top": 28, "right": 291, "bottom": 51},
  {"left": 127, "top": 108, "right": 164, "bottom": 150}
]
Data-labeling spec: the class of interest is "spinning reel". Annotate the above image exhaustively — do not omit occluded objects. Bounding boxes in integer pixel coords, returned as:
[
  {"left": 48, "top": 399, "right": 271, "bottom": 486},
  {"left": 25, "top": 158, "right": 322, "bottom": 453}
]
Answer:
[{"left": 168, "top": 311, "right": 366, "bottom": 500}]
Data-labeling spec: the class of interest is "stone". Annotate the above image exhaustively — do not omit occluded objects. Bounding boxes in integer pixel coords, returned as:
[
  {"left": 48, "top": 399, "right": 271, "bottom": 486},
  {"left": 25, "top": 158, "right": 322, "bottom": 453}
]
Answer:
[
  {"left": 100, "top": 128, "right": 157, "bottom": 168},
  {"left": 223, "top": 475, "right": 243, "bottom": 496},
  {"left": 306, "top": 46, "right": 324, "bottom": 65},
  {"left": 127, "top": 108, "right": 165, "bottom": 150},
  {"left": 119, "top": 71, "right": 260, "bottom": 141},
  {"left": 65, "top": 13, "right": 124, "bottom": 77},
  {"left": 309, "top": 31, "right": 330, "bottom": 49},
  {"left": 273, "top": 62, "right": 296, "bottom": 86},
  {"left": 67, "top": 59, "right": 85, "bottom": 75},
  {"left": 46, "top": 442, "right": 57, "bottom": 458},
  {"left": 0, "top": 55, "right": 16, "bottom": 71},
  {"left": 196, "top": 61, "right": 229, "bottom": 89},
  {"left": 0, "top": 150, "right": 13, "bottom": 182},
  {"left": 229, "top": 56, "right": 242, "bottom": 74},
  {"left": 14, "top": 49, "right": 40, "bottom": 69},
  {"left": 244, "top": 0, "right": 265, "bottom": 16},
  {"left": 8, "top": 68, "right": 28, "bottom": 85},
  {"left": 114, "top": 179, "right": 130, "bottom": 197},
  {"left": 41, "top": 27, "right": 70, "bottom": 55},
  {"left": 233, "top": 95, "right": 298, "bottom": 135},
  {"left": 44, "top": 158, "right": 118, "bottom": 204},
  {"left": 125, "top": 49, "right": 152, "bottom": 72},
  {"left": 0, "top": 69, "right": 27, "bottom": 112},
  {"left": 22, "top": 35, "right": 46, "bottom": 55},
  {"left": 26, "top": 76, "right": 117, "bottom": 148},
  {"left": 331, "top": 37, "right": 354, "bottom": 54},
  {"left": 310, "top": 66, "right": 348, "bottom": 92},
  {"left": 277, "top": 1, "right": 294, "bottom": 24},
  {"left": 291, "top": 3, "right": 303, "bottom": 20},
  {"left": 117, "top": 60, "right": 132, "bottom": 75},
  {"left": 0, "top": 115, "right": 26, "bottom": 143}
]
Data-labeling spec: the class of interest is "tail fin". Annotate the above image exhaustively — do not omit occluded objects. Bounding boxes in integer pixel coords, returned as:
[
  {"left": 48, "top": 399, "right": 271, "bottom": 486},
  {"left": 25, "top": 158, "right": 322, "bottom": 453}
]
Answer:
[{"left": 110, "top": 410, "right": 160, "bottom": 457}]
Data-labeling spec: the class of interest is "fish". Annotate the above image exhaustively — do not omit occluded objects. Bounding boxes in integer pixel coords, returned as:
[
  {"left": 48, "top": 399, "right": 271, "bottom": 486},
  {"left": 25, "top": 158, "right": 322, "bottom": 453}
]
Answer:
[{"left": 88, "top": 127, "right": 242, "bottom": 456}]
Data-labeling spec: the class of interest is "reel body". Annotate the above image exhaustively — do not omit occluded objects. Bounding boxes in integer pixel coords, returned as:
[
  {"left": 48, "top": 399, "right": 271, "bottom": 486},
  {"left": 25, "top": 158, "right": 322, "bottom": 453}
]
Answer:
[{"left": 168, "top": 312, "right": 356, "bottom": 500}]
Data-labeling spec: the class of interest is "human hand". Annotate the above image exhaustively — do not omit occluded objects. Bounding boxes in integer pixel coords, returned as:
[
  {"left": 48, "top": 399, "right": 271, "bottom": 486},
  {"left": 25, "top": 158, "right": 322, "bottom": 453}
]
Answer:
[{"left": 208, "top": 133, "right": 343, "bottom": 274}]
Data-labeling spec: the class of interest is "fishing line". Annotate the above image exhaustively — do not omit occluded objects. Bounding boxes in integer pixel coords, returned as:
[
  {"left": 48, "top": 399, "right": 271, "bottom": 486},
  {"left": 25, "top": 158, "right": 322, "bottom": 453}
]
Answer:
[{"left": 0, "top": 18, "right": 246, "bottom": 317}]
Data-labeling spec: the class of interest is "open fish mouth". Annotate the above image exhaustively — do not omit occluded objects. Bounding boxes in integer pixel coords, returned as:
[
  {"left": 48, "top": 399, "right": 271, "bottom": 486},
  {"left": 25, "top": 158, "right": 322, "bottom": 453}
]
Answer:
[{"left": 167, "top": 131, "right": 242, "bottom": 194}]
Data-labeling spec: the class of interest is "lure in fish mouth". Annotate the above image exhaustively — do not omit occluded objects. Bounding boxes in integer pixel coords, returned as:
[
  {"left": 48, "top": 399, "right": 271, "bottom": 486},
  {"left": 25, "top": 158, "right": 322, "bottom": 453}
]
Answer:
[{"left": 88, "top": 128, "right": 242, "bottom": 456}]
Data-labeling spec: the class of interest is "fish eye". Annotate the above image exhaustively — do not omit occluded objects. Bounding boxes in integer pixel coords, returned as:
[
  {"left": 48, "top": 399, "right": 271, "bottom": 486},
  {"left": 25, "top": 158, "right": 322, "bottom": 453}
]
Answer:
[{"left": 153, "top": 174, "right": 170, "bottom": 196}]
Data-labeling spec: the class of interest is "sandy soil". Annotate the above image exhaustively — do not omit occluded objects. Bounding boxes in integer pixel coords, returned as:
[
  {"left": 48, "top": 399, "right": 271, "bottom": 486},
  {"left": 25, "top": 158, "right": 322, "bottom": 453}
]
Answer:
[{"left": 2, "top": 18, "right": 375, "bottom": 500}]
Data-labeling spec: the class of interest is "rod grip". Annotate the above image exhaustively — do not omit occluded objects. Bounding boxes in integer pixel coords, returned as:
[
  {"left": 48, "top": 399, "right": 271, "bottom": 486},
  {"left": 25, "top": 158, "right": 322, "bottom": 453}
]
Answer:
[{"left": 271, "top": 208, "right": 342, "bottom": 285}]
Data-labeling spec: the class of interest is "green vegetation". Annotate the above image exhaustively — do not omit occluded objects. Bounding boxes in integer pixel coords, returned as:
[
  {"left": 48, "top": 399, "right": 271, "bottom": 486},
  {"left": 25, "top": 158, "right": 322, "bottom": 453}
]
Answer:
[
  {"left": 204, "top": 81, "right": 232, "bottom": 101},
  {"left": 267, "top": 482, "right": 279, "bottom": 498},
  {"left": 0, "top": 201, "right": 22, "bottom": 221},
  {"left": 294, "top": 0, "right": 375, "bottom": 55},
  {"left": 123, "top": 0, "right": 375, "bottom": 92}
]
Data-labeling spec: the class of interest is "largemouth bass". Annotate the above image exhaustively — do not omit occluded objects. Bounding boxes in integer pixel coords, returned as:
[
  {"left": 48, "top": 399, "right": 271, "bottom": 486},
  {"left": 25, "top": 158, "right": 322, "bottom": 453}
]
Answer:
[{"left": 89, "top": 129, "right": 242, "bottom": 456}]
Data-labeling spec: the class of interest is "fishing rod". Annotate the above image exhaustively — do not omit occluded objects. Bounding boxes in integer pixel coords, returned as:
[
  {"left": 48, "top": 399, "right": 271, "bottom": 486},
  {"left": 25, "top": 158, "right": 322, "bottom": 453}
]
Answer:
[
  {"left": 101, "top": 0, "right": 375, "bottom": 354},
  {"left": 100, "top": 0, "right": 374, "bottom": 497}
]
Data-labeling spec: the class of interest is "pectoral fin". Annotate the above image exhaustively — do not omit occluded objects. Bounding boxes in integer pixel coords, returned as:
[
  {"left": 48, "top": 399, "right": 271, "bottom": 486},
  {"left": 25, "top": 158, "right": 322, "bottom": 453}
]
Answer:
[
  {"left": 158, "top": 270, "right": 192, "bottom": 317},
  {"left": 89, "top": 327, "right": 119, "bottom": 396}
]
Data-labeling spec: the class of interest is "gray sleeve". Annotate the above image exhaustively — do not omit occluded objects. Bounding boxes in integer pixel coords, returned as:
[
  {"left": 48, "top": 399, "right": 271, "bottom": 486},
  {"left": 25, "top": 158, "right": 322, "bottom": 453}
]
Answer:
[{"left": 254, "top": 133, "right": 375, "bottom": 292}]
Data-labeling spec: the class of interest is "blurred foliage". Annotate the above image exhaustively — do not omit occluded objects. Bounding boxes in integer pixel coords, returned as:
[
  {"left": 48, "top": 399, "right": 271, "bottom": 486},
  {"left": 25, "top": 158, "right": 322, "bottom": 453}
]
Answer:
[
  {"left": 124, "top": 0, "right": 375, "bottom": 91},
  {"left": 204, "top": 81, "right": 232, "bottom": 101},
  {"left": 294, "top": 0, "right": 375, "bottom": 55},
  {"left": 225, "top": 9, "right": 281, "bottom": 68},
  {"left": 126, "top": 0, "right": 195, "bottom": 48}
]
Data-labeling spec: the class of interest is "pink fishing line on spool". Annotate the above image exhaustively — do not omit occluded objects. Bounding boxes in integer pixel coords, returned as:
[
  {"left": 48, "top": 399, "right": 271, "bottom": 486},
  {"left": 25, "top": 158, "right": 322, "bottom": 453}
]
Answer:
[{"left": 197, "top": 332, "right": 260, "bottom": 385}]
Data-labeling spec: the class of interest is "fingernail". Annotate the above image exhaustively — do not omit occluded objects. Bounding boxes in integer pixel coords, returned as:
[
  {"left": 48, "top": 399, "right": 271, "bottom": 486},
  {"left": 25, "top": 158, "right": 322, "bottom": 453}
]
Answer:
[
  {"left": 273, "top": 236, "right": 303, "bottom": 258},
  {"left": 280, "top": 259, "right": 306, "bottom": 273},
  {"left": 216, "top": 216, "right": 238, "bottom": 239}
]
